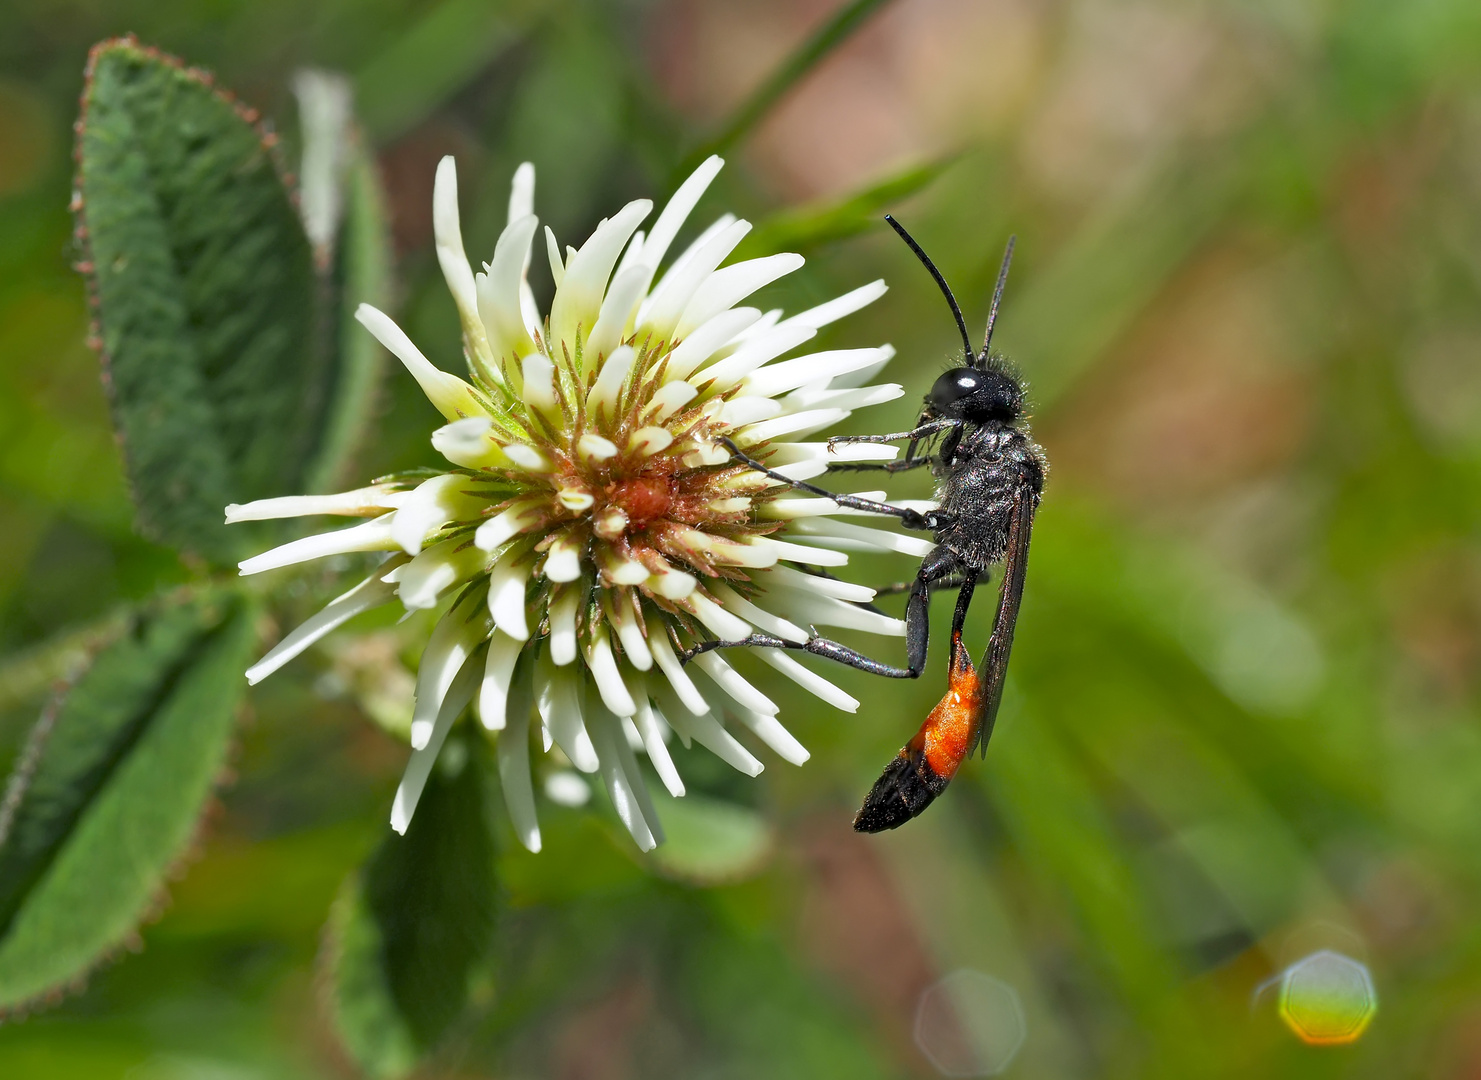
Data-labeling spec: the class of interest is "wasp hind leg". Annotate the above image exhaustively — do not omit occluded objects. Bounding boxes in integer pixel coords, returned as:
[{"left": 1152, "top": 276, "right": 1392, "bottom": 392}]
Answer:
[{"left": 854, "top": 575, "right": 980, "bottom": 833}]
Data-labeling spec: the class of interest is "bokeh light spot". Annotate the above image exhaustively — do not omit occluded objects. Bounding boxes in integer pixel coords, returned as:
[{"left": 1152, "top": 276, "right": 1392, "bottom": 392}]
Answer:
[
  {"left": 914, "top": 969, "right": 1026, "bottom": 1076},
  {"left": 1278, "top": 950, "right": 1377, "bottom": 1045}
]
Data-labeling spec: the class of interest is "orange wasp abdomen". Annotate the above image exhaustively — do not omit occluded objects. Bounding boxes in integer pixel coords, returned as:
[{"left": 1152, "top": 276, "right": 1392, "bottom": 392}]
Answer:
[{"left": 854, "top": 642, "right": 983, "bottom": 833}]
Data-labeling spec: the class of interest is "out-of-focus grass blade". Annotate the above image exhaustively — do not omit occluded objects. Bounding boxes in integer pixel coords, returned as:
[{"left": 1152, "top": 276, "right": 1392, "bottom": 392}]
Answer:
[
  {"left": 736, "top": 157, "right": 953, "bottom": 260},
  {"left": 672, "top": 0, "right": 898, "bottom": 185},
  {"left": 355, "top": 0, "right": 540, "bottom": 142},
  {"left": 76, "top": 38, "right": 322, "bottom": 564},
  {"left": 297, "top": 77, "right": 394, "bottom": 494},
  {"left": 1008, "top": 158, "right": 1239, "bottom": 410},
  {"left": 0, "top": 589, "right": 254, "bottom": 1012},
  {"left": 978, "top": 698, "right": 1183, "bottom": 1028},
  {"left": 322, "top": 730, "right": 498, "bottom": 1080}
]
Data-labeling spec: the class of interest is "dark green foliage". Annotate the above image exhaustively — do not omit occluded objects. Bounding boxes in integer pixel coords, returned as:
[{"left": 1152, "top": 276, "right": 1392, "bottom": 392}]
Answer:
[
  {"left": 0, "top": 591, "right": 254, "bottom": 1010},
  {"left": 324, "top": 730, "right": 498, "bottom": 1078},
  {"left": 76, "top": 39, "right": 321, "bottom": 563}
]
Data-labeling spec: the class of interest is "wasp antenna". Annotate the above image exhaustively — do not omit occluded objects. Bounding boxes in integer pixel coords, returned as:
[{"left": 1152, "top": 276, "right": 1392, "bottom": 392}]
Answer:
[
  {"left": 884, "top": 214, "right": 973, "bottom": 365},
  {"left": 980, "top": 235, "right": 1016, "bottom": 365}
]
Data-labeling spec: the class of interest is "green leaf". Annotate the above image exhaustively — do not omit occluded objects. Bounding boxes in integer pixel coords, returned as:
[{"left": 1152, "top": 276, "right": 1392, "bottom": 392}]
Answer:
[
  {"left": 76, "top": 38, "right": 322, "bottom": 563},
  {"left": 322, "top": 730, "right": 498, "bottom": 1079},
  {"left": 736, "top": 157, "right": 954, "bottom": 260},
  {"left": 0, "top": 589, "right": 255, "bottom": 1011},
  {"left": 646, "top": 790, "right": 774, "bottom": 886}
]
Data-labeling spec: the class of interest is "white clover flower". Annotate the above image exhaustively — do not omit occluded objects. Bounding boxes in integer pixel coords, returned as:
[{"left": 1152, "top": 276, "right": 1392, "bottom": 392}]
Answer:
[{"left": 229, "top": 155, "right": 928, "bottom": 851}]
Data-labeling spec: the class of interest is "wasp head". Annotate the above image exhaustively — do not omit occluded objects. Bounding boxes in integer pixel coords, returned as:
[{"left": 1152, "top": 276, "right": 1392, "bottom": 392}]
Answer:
[{"left": 923, "top": 363, "right": 1025, "bottom": 425}]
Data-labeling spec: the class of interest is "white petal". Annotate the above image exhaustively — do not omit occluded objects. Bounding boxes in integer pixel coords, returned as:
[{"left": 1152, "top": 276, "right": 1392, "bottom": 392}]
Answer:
[
  {"left": 731, "top": 707, "right": 809, "bottom": 765},
  {"left": 638, "top": 219, "right": 751, "bottom": 341},
  {"left": 536, "top": 647, "right": 598, "bottom": 772},
  {"left": 791, "top": 517, "right": 938, "bottom": 557},
  {"left": 521, "top": 354, "right": 558, "bottom": 419},
  {"left": 433, "top": 156, "right": 493, "bottom": 375},
  {"left": 586, "top": 633, "right": 638, "bottom": 716},
  {"left": 488, "top": 551, "right": 532, "bottom": 640},
  {"left": 586, "top": 701, "right": 662, "bottom": 851},
  {"left": 749, "top": 536, "right": 849, "bottom": 567},
  {"left": 478, "top": 630, "right": 524, "bottom": 731},
  {"left": 733, "top": 407, "right": 847, "bottom": 445},
  {"left": 696, "top": 323, "right": 817, "bottom": 393},
  {"left": 548, "top": 585, "right": 581, "bottom": 665},
  {"left": 586, "top": 344, "right": 635, "bottom": 418},
  {"left": 410, "top": 597, "right": 490, "bottom": 749},
  {"left": 226, "top": 485, "right": 405, "bottom": 523},
  {"left": 356, "top": 305, "right": 488, "bottom": 421},
  {"left": 718, "top": 397, "right": 782, "bottom": 427},
  {"left": 496, "top": 660, "right": 541, "bottom": 852},
  {"left": 647, "top": 561, "right": 698, "bottom": 599},
  {"left": 769, "top": 586, "right": 905, "bottom": 637},
  {"left": 782, "top": 278, "right": 887, "bottom": 331},
  {"left": 577, "top": 433, "right": 619, "bottom": 462},
  {"left": 646, "top": 380, "right": 698, "bottom": 422},
  {"left": 586, "top": 264, "right": 650, "bottom": 362},
  {"left": 390, "top": 651, "right": 480, "bottom": 834},
  {"left": 652, "top": 683, "right": 763, "bottom": 776},
  {"left": 238, "top": 513, "right": 399, "bottom": 575},
  {"left": 477, "top": 214, "right": 540, "bottom": 364},
  {"left": 650, "top": 213, "right": 735, "bottom": 300},
  {"left": 741, "top": 346, "right": 895, "bottom": 399},
  {"left": 474, "top": 499, "right": 541, "bottom": 552},
  {"left": 432, "top": 417, "right": 506, "bottom": 470},
  {"left": 709, "top": 582, "right": 808, "bottom": 643},
  {"left": 643, "top": 155, "right": 724, "bottom": 271},
  {"left": 550, "top": 199, "right": 652, "bottom": 359},
  {"left": 688, "top": 592, "right": 751, "bottom": 641},
  {"left": 609, "top": 593, "right": 653, "bottom": 671},
  {"left": 785, "top": 383, "right": 904, "bottom": 412},
  {"left": 632, "top": 681, "right": 684, "bottom": 796},
  {"left": 398, "top": 536, "right": 488, "bottom": 610},
  {"left": 544, "top": 533, "right": 584, "bottom": 583},
  {"left": 827, "top": 352, "right": 897, "bottom": 391},
  {"left": 504, "top": 443, "right": 554, "bottom": 473},
  {"left": 674, "top": 253, "right": 804, "bottom": 340},
  {"left": 768, "top": 564, "right": 877, "bottom": 603},
  {"left": 664, "top": 307, "right": 761, "bottom": 382},
  {"left": 629, "top": 427, "right": 674, "bottom": 456},
  {"left": 692, "top": 652, "right": 777, "bottom": 714},
  {"left": 392, "top": 473, "right": 475, "bottom": 556},
  {"left": 763, "top": 441, "right": 898, "bottom": 465},
  {"left": 245, "top": 567, "right": 400, "bottom": 684},
  {"left": 615, "top": 229, "right": 645, "bottom": 278},
  {"left": 647, "top": 616, "right": 710, "bottom": 715},
  {"left": 761, "top": 491, "right": 886, "bottom": 519},
  {"left": 507, "top": 161, "right": 535, "bottom": 224},
  {"left": 755, "top": 648, "right": 859, "bottom": 711},
  {"left": 544, "top": 226, "right": 565, "bottom": 288}
]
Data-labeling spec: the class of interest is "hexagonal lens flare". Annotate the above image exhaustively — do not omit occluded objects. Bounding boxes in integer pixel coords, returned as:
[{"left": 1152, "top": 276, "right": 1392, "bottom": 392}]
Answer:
[
  {"left": 914, "top": 969, "right": 1026, "bottom": 1077},
  {"left": 1278, "top": 949, "right": 1377, "bottom": 1045}
]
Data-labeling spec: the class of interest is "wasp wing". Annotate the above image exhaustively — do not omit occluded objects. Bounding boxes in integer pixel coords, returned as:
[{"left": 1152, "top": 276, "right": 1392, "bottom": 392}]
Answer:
[{"left": 972, "top": 484, "right": 1036, "bottom": 758}]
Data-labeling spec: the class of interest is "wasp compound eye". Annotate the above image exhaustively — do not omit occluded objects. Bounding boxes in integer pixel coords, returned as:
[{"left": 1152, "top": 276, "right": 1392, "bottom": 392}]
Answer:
[{"left": 928, "top": 367, "right": 986, "bottom": 414}]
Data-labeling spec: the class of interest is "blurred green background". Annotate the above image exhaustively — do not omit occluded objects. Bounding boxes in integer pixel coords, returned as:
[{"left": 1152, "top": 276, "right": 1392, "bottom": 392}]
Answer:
[{"left": 4, "top": 0, "right": 1481, "bottom": 1075}]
